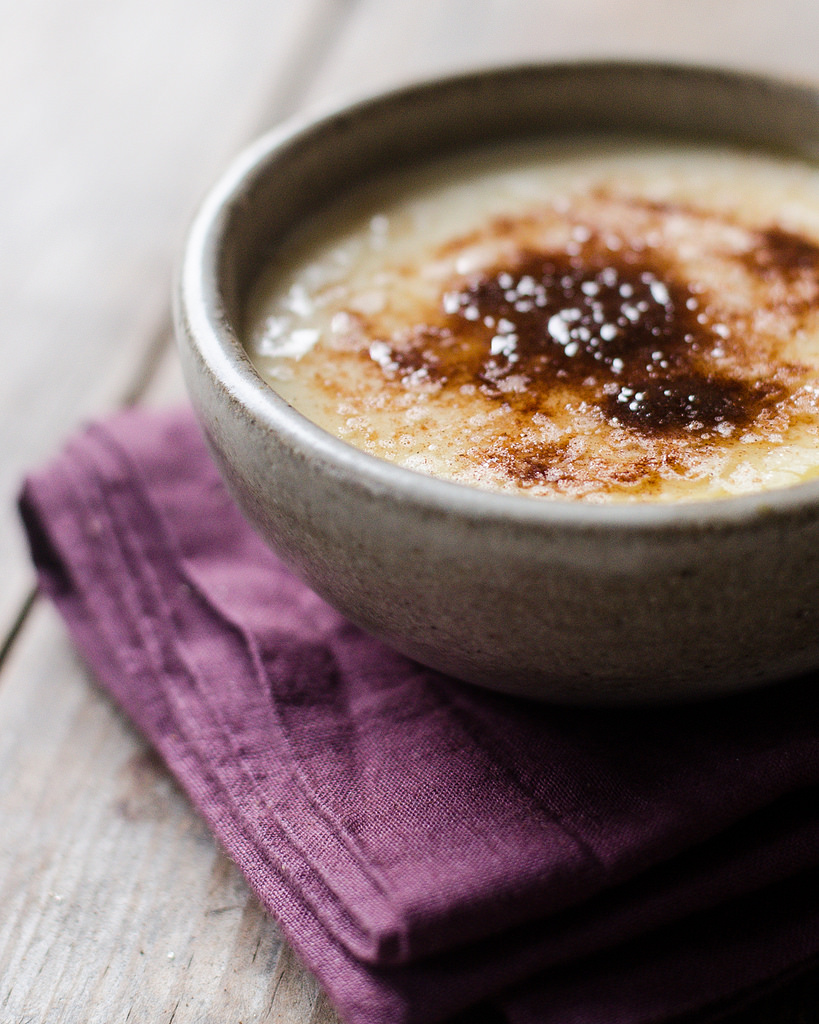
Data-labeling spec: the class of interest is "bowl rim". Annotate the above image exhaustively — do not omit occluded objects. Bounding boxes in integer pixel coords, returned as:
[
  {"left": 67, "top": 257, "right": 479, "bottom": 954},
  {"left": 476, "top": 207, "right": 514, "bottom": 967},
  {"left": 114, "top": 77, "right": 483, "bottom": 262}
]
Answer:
[{"left": 178, "top": 58, "right": 819, "bottom": 533}]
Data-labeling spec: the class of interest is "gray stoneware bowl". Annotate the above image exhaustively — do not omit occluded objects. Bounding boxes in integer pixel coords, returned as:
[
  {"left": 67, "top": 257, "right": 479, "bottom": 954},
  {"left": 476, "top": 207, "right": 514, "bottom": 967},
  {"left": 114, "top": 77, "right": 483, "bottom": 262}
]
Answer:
[{"left": 176, "top": 62, "right": 819, "bottom": 704}]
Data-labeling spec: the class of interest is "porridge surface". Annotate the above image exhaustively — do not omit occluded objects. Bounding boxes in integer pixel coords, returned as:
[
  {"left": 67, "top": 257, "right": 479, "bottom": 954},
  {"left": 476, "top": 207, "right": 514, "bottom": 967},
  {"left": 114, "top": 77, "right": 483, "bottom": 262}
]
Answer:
[{"left": 245, "top": 139, "right": 819, "bottom": 502}]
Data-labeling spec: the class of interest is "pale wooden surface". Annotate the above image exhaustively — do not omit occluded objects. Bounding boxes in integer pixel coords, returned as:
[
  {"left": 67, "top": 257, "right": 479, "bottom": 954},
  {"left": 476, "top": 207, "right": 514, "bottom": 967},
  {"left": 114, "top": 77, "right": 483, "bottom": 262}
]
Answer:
[{"left": 3, "top": 2, "right": 819, "bottom": 1021}]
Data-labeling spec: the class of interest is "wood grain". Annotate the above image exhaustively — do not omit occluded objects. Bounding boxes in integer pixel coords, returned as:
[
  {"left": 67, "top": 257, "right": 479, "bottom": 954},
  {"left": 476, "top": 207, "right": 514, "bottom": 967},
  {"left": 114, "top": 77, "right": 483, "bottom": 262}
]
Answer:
[
  {"left": 0, "top": 0, "right": 351, "bottom": 1019},
  {"left": 0, "top": 0, "right": 352, "bottom": 642},
  {"left": 302, "top": 0, "right": 819, "bottom": 109}
]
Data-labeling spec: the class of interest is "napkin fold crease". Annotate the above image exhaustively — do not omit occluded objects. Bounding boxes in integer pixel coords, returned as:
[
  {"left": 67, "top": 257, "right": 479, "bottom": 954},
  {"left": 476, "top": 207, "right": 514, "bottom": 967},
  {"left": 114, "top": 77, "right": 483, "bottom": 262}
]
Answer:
[{"left": 19, "top": 406, "right": 819, "bottom": 1024}]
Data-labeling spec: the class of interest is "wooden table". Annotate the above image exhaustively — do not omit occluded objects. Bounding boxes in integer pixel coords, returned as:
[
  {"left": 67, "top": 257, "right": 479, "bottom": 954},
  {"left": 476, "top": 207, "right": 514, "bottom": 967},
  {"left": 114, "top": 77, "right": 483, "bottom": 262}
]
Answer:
[{"left": 3, "top": 2, "right": 819, "bottom": 1020}]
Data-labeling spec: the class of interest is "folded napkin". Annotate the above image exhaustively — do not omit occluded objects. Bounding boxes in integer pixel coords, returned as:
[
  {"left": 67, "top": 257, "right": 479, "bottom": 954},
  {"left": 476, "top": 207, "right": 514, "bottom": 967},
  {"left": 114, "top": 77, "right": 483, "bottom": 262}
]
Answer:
[{"left": 20, "top": 407, "right": 819, "bottom": 1024}]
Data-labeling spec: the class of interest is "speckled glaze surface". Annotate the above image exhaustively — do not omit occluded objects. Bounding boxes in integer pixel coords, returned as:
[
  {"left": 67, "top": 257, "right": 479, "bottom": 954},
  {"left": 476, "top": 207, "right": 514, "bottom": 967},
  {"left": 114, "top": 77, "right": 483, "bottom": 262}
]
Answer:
[{"left": 176, "top": 62, "right": 819, "bottom": 704}]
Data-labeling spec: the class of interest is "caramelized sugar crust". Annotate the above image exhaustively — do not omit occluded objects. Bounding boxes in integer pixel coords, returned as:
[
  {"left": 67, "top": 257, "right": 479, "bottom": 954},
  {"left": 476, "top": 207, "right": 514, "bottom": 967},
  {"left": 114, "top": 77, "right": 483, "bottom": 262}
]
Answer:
[{"left": 248, "top": 180, "right": 819, "bottom": 502}]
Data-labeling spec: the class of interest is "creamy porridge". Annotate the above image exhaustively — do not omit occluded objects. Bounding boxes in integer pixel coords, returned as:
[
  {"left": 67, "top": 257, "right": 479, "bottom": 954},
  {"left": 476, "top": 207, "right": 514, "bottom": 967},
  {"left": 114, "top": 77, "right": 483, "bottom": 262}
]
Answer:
[{"left": 244, "top": 139, "right": 819, "bottom": 502}]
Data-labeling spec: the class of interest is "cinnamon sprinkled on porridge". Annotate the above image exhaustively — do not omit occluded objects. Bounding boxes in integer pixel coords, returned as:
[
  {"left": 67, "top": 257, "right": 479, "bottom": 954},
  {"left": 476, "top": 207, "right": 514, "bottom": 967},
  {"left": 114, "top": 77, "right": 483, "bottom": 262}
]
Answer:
[{"left": 245, "top": 140, "right": 819, "bottom": 502}]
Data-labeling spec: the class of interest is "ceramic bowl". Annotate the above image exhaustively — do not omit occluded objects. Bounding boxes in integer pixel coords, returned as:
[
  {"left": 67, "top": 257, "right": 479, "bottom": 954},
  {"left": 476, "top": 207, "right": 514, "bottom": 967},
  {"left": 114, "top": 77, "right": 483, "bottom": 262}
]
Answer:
[{"left": 175, "top": 62, "right": 819, "bottom": 704}]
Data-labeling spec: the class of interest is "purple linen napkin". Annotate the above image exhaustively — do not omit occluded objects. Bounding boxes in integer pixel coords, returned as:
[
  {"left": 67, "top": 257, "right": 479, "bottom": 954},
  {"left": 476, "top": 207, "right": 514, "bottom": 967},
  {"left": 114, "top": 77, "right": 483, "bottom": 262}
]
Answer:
[{"left": 19, "top": 406, "right": 819, "bottom": 1024}]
